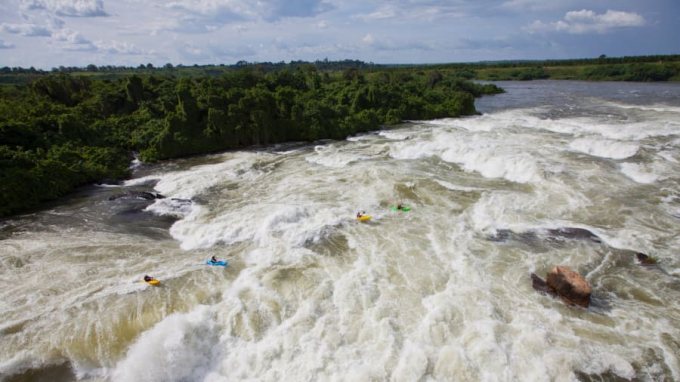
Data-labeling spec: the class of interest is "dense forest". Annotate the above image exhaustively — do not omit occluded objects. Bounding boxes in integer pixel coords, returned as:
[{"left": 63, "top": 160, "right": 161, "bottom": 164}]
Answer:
[
  {"left": 0, "top": 66, "right": 503, "bottom": 217},
  {"left": 2, "top": 55, "right": 679, "bottom": 85}
]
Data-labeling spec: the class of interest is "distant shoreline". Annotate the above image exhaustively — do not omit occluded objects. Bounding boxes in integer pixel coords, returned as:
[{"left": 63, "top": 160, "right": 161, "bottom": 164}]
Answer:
[{"left": 2, "top": 55, "right": 679, "bottom": 85}]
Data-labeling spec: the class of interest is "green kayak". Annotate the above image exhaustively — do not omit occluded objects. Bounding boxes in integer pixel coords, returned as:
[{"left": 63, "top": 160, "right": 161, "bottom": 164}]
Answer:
[{"left": 390, "top": 206, "right": 411, "bottom": 211}]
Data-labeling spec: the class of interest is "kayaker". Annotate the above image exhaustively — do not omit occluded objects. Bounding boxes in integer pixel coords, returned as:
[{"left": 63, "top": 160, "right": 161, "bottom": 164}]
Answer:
[
  {"left": 357, "top": 211, "right": 363, "bottom": 218},
  {"left": 211, "top": 256, "right": 217, "bottom": 263},
  {"left": 397, "top": 204, "right": 403, "bottom": 210},
  {"left": 143, "top": 275, "right": 153, "bottom": 282}
]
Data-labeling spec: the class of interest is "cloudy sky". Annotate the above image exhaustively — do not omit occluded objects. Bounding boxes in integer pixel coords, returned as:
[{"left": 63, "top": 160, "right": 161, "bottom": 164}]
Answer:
[{"left": 0, "top": 0, "right": 678, "bottom": 69}]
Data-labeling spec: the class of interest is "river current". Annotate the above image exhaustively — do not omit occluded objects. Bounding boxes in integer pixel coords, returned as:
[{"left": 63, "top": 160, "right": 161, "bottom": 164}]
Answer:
[{"left": 1, "top": 81, "right": 679, "bottom": 382}]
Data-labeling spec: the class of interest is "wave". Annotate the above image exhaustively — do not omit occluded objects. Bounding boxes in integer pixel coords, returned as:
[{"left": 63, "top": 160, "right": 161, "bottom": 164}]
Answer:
[
  {"left": 569, "top": 138, "right": 639, "bottom": 159},
  {"left": 620, "top": 163, "right": 661, "bottom": 184}
]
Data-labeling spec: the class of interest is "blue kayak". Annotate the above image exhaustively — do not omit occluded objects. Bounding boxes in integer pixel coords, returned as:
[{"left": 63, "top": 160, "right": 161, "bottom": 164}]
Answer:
[{"left": 206, "top": 260, "right": 228, "bottom": 266}]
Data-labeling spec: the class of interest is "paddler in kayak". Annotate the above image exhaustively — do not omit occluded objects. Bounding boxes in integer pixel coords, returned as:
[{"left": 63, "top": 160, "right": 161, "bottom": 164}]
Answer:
[
  {"left": 143, "top": 275, "right": 155, "bottom": 282},
  {"left": 210, "top": 256, "right": 218, "bottom": 263}
]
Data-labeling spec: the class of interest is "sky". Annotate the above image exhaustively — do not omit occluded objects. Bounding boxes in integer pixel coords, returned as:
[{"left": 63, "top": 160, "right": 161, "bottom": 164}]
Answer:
[{"left": 0, "top": 0, "right": 678, "bottom": 70}]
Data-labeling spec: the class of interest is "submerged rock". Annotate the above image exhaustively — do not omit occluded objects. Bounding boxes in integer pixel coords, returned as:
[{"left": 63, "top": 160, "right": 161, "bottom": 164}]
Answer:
[
  {"left": 530, "top": 273, "right": 548, "bottom": 294},
  {"left": 545, "top": 228, "right": 602, "bottom": 243},
  {"left": 488, "top": 227, "right": 602, "bottom": 245},
  {"left": 108, "top": 190, "right": 165, "bottom": 201},
  {"left": 546, "top": 266, "right": 592, "bottom": 308},
  {"left": 634, "top": 252, "right": 658, "bottom": 266}
]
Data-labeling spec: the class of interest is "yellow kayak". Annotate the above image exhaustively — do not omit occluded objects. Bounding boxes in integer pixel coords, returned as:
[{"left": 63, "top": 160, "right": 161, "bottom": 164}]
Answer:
[
  {"left": 144, "top": 279, "right": 160, "bottom": 286},
  {"left": 356, "top": 215, "right": 372, "bottom": 221}
]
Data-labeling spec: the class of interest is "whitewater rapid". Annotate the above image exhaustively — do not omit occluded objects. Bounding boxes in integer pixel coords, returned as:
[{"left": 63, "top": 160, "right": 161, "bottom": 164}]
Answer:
[{"left": 0, "top": 81, "right": 678, "bottom": 382}]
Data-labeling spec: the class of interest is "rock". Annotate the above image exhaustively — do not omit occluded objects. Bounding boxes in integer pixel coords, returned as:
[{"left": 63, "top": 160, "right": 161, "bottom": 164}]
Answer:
[
  {"left": 530, "top": 273, "right": 548, "bottom": 294},
  {"left": 170, "top": 198, "right": 193, "bottom": 204},
  {"left": 546, "top": 228, "right": 601, "bottom": 243},
  {"left": 635, "top": 252, "right": 657, "bottom": 266},
  {"left": 108, "top": 190, "right": 165, "bottom": 201},
  {"left": 487, "top": 227, "right": 601, "bottom": 245},
  {"left": 546, "top": 266, "right": 592, "bottom": 308}
]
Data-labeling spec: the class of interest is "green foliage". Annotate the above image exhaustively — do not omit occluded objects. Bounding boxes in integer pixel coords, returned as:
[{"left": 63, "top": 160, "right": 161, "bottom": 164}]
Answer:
[{"left": 0, "top": 67, "right": 502, "bottom": 216}]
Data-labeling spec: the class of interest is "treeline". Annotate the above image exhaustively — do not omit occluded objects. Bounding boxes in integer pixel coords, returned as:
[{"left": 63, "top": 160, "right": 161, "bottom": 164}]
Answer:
[
  {"left": 0, "top": 58, "right": 376, "bottom": 74},
  {"left": 473, "top": 61, "right": 680, "bottom": 82},
  {"left": 0, "top": 59, "right": 380, "bottom": 85},
  {"left": 0, "top": 66, "right": 503, "bottom": 216},
  {"left": 4, "top": 55, "right": 680, "bottom": 85}
]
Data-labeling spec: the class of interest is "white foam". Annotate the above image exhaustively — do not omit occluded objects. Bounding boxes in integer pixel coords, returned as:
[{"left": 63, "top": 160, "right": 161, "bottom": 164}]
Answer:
[
  {"left": 658, "top": 151, "right": 678, "bottom": 163},
  {"left": 390, "top": 128, "right": 543, "bottom": 184},
  {"left": 128, "top": 153, "right": 142, "bottom": 170},
  {"left": 442, "top": 145, "right": 541, "bottom": 184},
  {"left": 112, "top": 305, "right": 219, "bottom": 382},
  {"left": 377, "top": 130, "right": 413, "bottom": 140},
  {"left": 145, "top": 198, "right": 194, "bottom": 219},
  {"left": 152, "top": 153, "right": 258, "bottom": 200},
  {"left": 305, "top": 145, "right": 368, "bottom": 168},
  {"left": 569, "top": 138, "right": 639, "bottom": 159},
  {"left": 620, "top": 163, "right": 660, "bottom": 184},
  {"left": 169, "top": 203, "right": 349, "bottom": 250},
  {"left": 603, "top": 101, "right": 680, "bottom": 114}
]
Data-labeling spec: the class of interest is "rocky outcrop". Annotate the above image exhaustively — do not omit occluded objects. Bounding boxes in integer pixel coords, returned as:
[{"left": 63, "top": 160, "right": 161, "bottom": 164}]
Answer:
[
  {"left": 487, "top": 227, "right": 602, "bottom": 245},
  {"left": 108, "top": 190, "right": 165, "bottom": 201},
  {"left": 635, "top": 252, "right": 657, "bottom": 266},
  {"left": 530, "top": 273, "right": 548, "bottom": 294},
  {"left": 546, "top": 266, "right": 592, "bottom": 308},
  {"left": 545, "top": 228, "right": 602, "bottom": 243},
  {"left": 531, "top": 266, "right": 592, "bottom": 308}
]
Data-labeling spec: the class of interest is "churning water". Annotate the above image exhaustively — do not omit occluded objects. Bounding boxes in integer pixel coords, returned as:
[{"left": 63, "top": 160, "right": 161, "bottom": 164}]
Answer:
[{"left": 1, "top": 81, "right": 678, "bottom": 382}]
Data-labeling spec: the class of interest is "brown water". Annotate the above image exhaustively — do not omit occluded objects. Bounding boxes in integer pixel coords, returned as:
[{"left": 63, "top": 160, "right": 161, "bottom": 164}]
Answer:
[{"left": 1, "top": 81, "right": 678, "bottom": 381}]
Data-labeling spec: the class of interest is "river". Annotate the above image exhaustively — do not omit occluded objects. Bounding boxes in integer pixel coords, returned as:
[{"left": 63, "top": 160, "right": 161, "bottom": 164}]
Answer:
[{"left": 1, "top": 80, "right": 679, "bottom": 382}]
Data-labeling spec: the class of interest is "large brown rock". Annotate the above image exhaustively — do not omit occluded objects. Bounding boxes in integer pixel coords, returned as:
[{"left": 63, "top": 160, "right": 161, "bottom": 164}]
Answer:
[{"left": 546, "top": 266, "right": 592, "bottom": 308}]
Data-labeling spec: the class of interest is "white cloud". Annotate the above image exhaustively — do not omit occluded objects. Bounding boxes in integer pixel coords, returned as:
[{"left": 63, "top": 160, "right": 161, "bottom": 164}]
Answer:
[
  {"left": 0, "top": 22, "right": 52, "bottom": 36},
  {"left": 232, "top": 24, "right": 250, "bottom": 34},
  {"left": 500, "top": 0, "right": 571, "bottom": 12},
  {"left": 353, "top": 6, "right": 397, "bottom": 21},
  {"left": 352, "top": 1, "right": 471, "bottom": 22},
  {"left": 207, "top": 42, "right": 257, "bottom": 59},
  {"left": 525, "top": 9, "right": 645, "bottom": 34},
  {"left": 52, "top": 28, "right": 96, "bottom": 50},
  {"left": 165, "top": 0, "right": 334, "bottom": 24},
  {"left": 0, "top": 39, "right": 15, "bottom": 49},
  {"left": 314, "top": 20, "right": 328, "bottom": 29},
  {"left": 362, "top": 33, "right": 433, "bottom": 52},
  {"left": 94, "top": 40, "right": 152, "bottom": 55},
  {"left": 21, "top": 0, "right": 109, "bottom": 17}
]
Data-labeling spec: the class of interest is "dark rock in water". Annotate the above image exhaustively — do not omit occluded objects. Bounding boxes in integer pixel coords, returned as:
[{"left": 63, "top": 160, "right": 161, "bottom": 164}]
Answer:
[
  {"left": 108, "top": 190, "right": 165, "bottom": 201},
  {"left": 546, "top": 266, "right": 592, "bottom": 308},
  {"left": 487, "top": 229, "right": 511, "bottom": 242},
  {"left": 170, "top": 198, "right": 193, "bottom": 204},
  {"left": 488, "top": 227, "right": 601, "bottom": 247},
  {"left": 546, "top": 228, "right": 601, "bottom": 243},
  {"left": 635, "top": 252, "right": 657, "bottom": 266},
  {"left": 530, "top": 273, "right": 548, "bottom": 294},
  {"left": 486, "top": 229, "right": 538, "bottom": 245}
]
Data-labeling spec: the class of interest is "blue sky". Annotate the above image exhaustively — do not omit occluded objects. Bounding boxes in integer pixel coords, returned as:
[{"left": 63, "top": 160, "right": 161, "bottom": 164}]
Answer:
[{"left": 0, "top": 0, "right": 678, "bottom": 69}]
